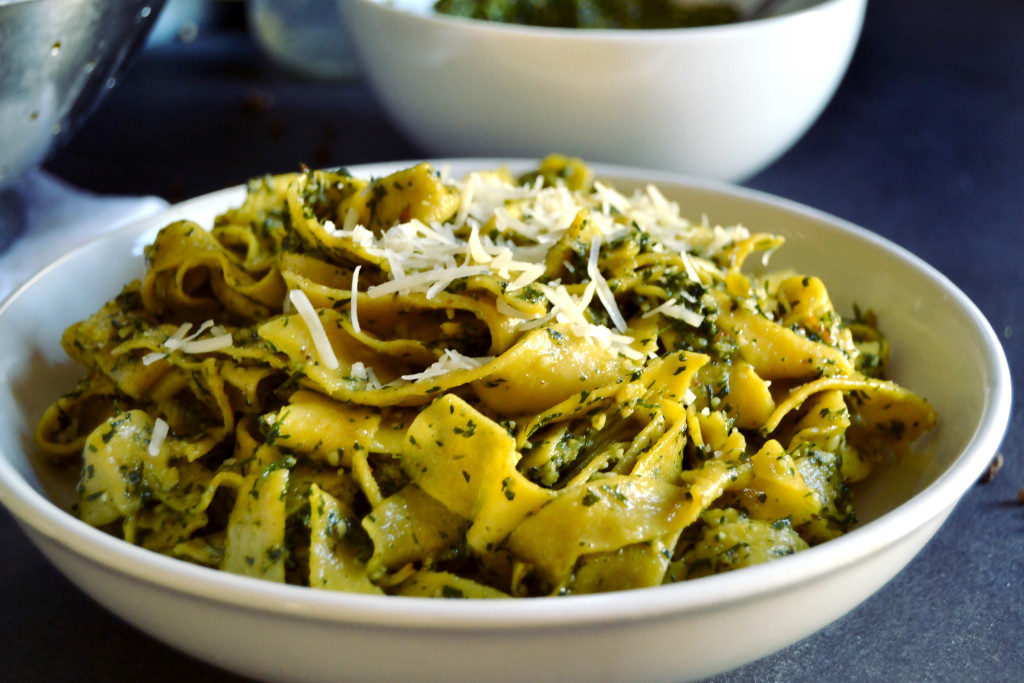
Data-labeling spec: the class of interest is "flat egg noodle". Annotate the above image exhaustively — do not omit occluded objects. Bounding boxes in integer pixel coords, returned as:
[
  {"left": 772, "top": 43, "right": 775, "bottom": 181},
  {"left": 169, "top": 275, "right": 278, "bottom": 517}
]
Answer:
[{"left": 36, "top": 155, "right": 937, "bottom": 597}]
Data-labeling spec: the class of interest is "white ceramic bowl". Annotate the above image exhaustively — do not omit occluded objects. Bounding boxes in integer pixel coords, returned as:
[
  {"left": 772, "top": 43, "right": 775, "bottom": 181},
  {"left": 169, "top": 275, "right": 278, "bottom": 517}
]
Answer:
[
  {"left": 0, "top": 160, "right": 1010, "bottom": 683},
  {"left": 338, "top": 0, "right": 866, "bottom": 182}
]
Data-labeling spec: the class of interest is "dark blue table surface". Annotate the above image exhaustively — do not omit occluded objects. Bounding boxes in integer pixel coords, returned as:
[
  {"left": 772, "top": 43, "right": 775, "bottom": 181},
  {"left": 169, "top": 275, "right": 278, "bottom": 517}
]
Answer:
[{"left": 3, "top": 0, "right": 1022, "bottom": 680}]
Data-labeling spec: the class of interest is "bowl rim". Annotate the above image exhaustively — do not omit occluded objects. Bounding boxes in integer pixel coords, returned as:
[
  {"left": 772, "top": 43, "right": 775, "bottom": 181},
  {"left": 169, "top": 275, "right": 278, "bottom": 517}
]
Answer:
[
  {"left": 343, "top": 0, "right": 866, "bottom": 40},
  {"left": 0, "top": 158, "right": 1012, "bottom": 631}
]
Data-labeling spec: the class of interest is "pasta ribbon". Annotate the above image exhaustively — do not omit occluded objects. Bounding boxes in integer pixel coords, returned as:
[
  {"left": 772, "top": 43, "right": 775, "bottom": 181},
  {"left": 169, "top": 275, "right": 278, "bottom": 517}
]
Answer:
[
  {"left": 401, "top": 394, "right": 556, "bottom": 553},
  {"left": 38, "top": 156, "right": 936, "bottom": 597},
  {"left": 222, "top": 457, "right": 289, "bottom": 582},
  {"left": 308, "top": 484, "right": 383, "bottom": 594},
  {"left": 505, "top": 462, "right": 737, "bottom": 590},
  {"left": 362, "top": 484, "right": 470, "bottom": 575}
]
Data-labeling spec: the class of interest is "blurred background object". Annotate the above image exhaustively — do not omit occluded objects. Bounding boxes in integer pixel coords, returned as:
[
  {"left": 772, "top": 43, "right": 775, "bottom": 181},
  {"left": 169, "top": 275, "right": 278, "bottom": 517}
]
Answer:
[
  {"left": 340, "top": 0, "right": 866, "bottom": 183},
  {"left": 0, "top": 0, "right": 167, "bottom": 250},
  {"left": 147, "top": 0, "right": 220, "bottom": 45},
  {"left": 247, "top": 0, "right": 356, "bottom": 80}
]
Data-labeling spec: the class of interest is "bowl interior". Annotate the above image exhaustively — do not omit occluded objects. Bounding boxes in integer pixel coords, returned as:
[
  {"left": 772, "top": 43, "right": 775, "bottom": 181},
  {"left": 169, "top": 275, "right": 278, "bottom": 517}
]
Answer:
[
  {"left": 0, "top": 160, "right": 1009, "bottom": 622},
  {"left": 0, "top": 186, "right": 242, "bottom": 512}
]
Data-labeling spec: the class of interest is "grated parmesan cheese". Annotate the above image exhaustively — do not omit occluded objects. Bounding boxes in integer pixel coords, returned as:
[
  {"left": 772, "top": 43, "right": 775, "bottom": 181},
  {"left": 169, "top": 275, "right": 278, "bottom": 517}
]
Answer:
[
  {"left": 642, "top": 298, "right": 704, "bottom": 328},
  {"left": 350, "top": 361, "right": 383, "bottom": 389},
  {"left": 401, "top": 349, "right": 494, "bottom": 381},
  {"left": 179, "top": 334, "right": 234, "bottom": 354},
  {"left": 289, "top": 289, "right": 340, "bottom": 370},
  {"left": 141, "top": 351, "right": 166, "bottom": 366},
  {"left": 587, "top": 235, "right": 628, "bottom": 333},
  {"left": 321, "top": 166, "right": 753, "bottom": 375},
  {"left": 496, "top": 297, "right": 544, "bottom": 321},
  {"left": 369, "top": 264, "right": 492, "bottom": 300},
  {"left": 149, "top": 417, "right": 169, "bottom": 456},
  {"left": 142, "top": 319, "right": 233, "bottom": 365},
  {"left": 350, "top": 265, "right": 362, "bottom": 334}
]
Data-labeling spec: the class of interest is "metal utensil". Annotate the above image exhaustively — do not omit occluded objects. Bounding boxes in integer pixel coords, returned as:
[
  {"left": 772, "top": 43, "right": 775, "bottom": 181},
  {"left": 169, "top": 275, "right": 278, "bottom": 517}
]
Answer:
[{"left": 0, "top": 0, "right": 166, "bottom": 249}]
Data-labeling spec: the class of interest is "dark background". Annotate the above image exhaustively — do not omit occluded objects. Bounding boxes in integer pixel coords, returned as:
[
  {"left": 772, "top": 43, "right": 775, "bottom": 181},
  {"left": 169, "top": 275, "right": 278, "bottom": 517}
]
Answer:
[{"left": 2, "top": 0, "right": 1021, "bottom": 680}]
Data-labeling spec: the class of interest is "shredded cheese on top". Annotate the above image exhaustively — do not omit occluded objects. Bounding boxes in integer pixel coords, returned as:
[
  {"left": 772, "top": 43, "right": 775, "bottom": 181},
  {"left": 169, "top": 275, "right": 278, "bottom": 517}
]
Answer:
[
  {"left": 587, "top": 235, "right": 628, "bottom": 333},
  {"left": 350, "top": 361, "right": 383, "bottom": 389},
  {"left": 350, "top": 265, "right": 362, "bottom": 334},
  {"left": 149, "top": 417, "right": 169, "bottom": 456},
  {"left": 642, "top": 298, "right": 705, "bottom": 328},
  {"left": 289, "top": 289, "right": 340, "bottom": 370},
  {"left": 401, "top": 349, "right": 494, "bottom": 381},
  {"left": 317, "top": 168, "right": 752, "bottom": 375},
  {"left": 142, "top": 319, "right": 233, "bottom": 365}
]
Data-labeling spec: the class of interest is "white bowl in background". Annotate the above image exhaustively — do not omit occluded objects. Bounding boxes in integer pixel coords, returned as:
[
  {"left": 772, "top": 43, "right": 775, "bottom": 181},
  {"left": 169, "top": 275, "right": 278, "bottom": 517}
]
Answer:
[
  {"left": 0, "top": 159, "right": 1010, "bottom": 682},
  {"left": 338, "top": 0, "right": 866, "bottom": 182}
]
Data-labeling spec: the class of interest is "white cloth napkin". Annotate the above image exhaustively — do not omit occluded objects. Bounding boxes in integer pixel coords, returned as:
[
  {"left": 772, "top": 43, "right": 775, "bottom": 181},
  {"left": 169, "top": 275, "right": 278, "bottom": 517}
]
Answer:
[{"left": 0, "top": 172, "right": 168, "bottom": 302}]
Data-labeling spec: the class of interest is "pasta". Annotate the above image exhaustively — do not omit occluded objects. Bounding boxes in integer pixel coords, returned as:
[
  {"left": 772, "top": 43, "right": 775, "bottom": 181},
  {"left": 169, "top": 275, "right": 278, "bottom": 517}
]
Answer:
[{"left": 36, "top": 155, "right": 936, "bottom": 597}]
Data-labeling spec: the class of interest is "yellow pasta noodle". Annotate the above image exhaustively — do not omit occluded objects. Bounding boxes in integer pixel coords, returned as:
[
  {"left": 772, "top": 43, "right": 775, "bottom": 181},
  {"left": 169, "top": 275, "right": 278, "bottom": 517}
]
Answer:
[{"left": 36, "top": 155, "right": 936, "bottom": 597}]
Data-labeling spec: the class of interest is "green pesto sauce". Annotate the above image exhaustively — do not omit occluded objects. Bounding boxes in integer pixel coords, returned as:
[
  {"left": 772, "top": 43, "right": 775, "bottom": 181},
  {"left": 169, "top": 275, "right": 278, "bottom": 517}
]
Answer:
[{"left": 433, "top": 0, "right": 739, "bottom": 29}]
